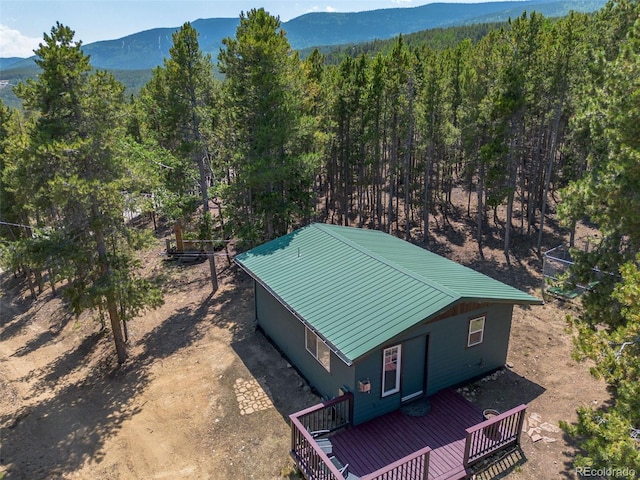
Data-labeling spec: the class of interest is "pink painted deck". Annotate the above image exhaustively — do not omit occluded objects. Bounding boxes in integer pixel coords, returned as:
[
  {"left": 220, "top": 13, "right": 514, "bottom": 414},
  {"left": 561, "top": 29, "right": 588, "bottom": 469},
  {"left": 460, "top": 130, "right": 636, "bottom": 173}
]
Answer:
[{"left": 329, "top": 390, "right": 485, "bottom": 480}]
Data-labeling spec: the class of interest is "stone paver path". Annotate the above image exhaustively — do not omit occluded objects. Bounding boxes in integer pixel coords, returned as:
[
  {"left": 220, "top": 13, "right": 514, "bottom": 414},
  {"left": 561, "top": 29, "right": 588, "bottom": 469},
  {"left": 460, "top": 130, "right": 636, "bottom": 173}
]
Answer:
[
  {"left": 233, "top": 378, "right": 275, "bottom": 415},
  {"left": 523, "top": 411, "right": 560, "bottom": 443}
]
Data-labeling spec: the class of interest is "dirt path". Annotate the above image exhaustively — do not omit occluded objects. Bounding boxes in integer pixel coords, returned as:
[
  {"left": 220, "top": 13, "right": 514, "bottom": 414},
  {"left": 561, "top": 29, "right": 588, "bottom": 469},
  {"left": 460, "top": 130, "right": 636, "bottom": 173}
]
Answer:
[{"left": 0, "top": 215, "right": 609, "bottom": 480}]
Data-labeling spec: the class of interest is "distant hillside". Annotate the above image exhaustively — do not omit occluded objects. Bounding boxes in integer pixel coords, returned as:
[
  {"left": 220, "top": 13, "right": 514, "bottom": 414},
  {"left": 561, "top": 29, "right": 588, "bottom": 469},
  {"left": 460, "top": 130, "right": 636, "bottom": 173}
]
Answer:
[
  {"left": 0, "top": 0, "right": 607, "bottom": 108},
  {"left": 283, "top": 0, "right": 605, "bottom": 49},
  {"left": 2, "top": 0, "right": 606, "bottom": 72},
  {"left": 81, "top": 18, "right": 240, "bottom": 70},
  {"left": 0, "top": 58, "right": 25, "bottom": 71},
  {"left": 304, "top": 21, "right": 507, "bottom": 65}
]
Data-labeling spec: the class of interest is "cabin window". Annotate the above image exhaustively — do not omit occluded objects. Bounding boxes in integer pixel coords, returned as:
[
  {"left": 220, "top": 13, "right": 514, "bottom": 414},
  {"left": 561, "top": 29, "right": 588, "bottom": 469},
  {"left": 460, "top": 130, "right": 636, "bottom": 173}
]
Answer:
[
  {"left": 381, "top": 345, "right": 401, "bottom": 397},
  {"left": 467, "top": 316, "right": 486, "bottom": 347},
  {"left": 305, "top": 326, "right": 331, "bottom": 372}
]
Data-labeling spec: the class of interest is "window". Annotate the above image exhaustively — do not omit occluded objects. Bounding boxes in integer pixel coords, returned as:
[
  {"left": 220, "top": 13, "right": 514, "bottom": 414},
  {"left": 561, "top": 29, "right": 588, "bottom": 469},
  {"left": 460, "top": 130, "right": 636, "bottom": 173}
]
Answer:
[
  {"left": 381, "top": 345, "right": 401, "bottom": 397},
  {"left": 305, "top": 326, "right": 331, "bottom": 371},
  {"left": 468, "top": 316, "right": 486, "bottom": 347}
]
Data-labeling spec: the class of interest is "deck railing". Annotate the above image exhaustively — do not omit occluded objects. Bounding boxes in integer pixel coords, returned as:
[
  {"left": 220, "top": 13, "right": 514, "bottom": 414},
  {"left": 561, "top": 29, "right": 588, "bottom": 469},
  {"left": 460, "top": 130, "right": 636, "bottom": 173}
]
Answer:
[
  {"left": 292, "top": 392, "right": 353, "bottom": 434},
  {"left": 290, "top": 393, "right": 354, "bottom": 480},
  {"left": 463, "top": 403, "right": 527, "bottom": 467},
  {"left": 361, "top": 445, "right": 431, "bottom": 480}
]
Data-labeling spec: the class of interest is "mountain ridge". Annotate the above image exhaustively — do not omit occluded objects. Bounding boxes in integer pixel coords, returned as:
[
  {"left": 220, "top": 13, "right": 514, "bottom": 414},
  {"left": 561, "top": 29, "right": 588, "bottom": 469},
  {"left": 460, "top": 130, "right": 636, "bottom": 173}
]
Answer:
[{"left": 1, "top": 0, "right": 606, "bottom": 73}]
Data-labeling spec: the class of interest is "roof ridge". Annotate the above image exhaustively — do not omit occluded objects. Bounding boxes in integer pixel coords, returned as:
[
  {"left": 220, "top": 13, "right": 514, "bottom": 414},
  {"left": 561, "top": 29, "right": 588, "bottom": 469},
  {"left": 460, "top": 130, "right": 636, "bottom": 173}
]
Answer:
[{"left": 312, "top": 223, "right": 460, "bottom": 300}]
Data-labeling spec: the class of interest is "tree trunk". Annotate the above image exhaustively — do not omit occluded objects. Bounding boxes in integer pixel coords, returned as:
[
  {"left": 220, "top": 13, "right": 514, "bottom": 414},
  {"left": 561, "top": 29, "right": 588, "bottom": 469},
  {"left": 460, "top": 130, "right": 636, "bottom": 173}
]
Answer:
[
  {"left": 106, "top": 291, "right": 127, "bottom": 364},
  {"left": 388, "top": 111, "right": 399, "bottom": 235},
  {"left": 99, "top": 256, "right": 126, "bottom": 362},
  {"left": 537, "top": 95, "right": 564, "bottom": 256},
  {"left": 404, "top": 77, "right": 414, "bottom": 241},
  {"left": 93, "top": 200, "right": 127, "bottom": 364},
  {"left": 504, "top": 122, "right": 520, "bottom": 262},
  {"left": 476, "top": 154, "right": 485, "bottom": 259},
  {"left": 208, "top": 251, "right": 218, "bottom": 293},
  {"left": 423, "top": 144, "right": 433, "bottom": 244}
]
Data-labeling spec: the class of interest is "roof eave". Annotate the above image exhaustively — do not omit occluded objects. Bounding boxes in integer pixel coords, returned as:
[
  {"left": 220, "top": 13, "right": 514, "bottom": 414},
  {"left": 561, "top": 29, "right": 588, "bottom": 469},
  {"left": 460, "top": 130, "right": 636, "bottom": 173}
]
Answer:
[{"left": 459, "top": 296, "right": 543, "bottom": 306}]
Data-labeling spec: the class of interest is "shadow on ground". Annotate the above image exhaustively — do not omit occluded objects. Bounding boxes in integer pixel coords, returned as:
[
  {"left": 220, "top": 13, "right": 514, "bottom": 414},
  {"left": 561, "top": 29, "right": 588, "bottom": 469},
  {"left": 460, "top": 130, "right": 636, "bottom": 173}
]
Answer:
[
  {"left": 471, "top": 368, "right": 547, "bottom": 413},
  {"left": 1, "top": 357, "right": 147, "bottom": 478},
  {"left": 473, "top": 446, "right": 528, "bottom": 479},
  {"left": 0, "top": 263, "right": 257, "bottom": 479},
  {"left": 228, "top": 268, "right": 322, "bottom": 423}
]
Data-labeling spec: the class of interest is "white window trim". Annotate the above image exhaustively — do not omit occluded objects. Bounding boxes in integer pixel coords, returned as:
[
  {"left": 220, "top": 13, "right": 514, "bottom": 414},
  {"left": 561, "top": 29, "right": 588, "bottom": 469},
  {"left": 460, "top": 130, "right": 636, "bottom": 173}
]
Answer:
[
  {"left": 467, "top": 315, "right": 486, "bottom": 347},
  {"left": 381, "top": 345, "right": 402, "bottom": 397},
  {"left": 305, "top": 326, "right": 331, "bottom": 372}
]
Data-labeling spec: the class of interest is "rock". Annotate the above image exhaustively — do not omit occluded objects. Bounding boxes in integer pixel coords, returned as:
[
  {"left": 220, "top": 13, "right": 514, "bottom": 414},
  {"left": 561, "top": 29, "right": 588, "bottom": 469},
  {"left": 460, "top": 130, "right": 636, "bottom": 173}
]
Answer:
[
  {"left": 542, "top": 436, "right": 557, "bottom": 443},
  {"left": 506, "top": 362, "right": 515, "bottom": 368},
  {"left": 540, "top": 422, "right": 560, "bottom": 433},
  {"left": 529, "top": 412, "right": 542, "bottom": 426},
  {"left": 531, "top": 433, "right": 543, "bottom": 443}
]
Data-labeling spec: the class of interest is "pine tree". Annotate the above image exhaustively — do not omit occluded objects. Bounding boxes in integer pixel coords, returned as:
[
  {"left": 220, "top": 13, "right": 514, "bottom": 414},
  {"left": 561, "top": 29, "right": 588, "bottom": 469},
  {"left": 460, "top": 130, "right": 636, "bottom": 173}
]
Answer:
[
  {"left": 218, "top": 9, "right": 314, "bottom": 244},
  {"left": 11, "top": 23, "right": 162, "bottom": 363},
  {"left": 141, "top": 22, "right": 220, "bottom": 291},
  {"left": 559, "top": 2, "right": 640, "bottom": 472}
]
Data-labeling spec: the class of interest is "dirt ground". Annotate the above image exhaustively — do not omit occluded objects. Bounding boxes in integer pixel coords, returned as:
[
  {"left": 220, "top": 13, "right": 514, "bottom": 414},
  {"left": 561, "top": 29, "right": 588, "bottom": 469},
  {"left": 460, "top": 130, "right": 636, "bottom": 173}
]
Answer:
[{"left": 0, "top": 200, "right": 610, "bottom": 480}]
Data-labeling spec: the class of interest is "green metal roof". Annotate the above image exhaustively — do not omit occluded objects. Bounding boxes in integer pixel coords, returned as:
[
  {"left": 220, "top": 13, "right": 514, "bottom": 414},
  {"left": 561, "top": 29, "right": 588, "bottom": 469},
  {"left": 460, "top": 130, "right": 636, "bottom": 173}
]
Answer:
[{"left": 235, "top": 223, "right": 541, "bottom": 365}]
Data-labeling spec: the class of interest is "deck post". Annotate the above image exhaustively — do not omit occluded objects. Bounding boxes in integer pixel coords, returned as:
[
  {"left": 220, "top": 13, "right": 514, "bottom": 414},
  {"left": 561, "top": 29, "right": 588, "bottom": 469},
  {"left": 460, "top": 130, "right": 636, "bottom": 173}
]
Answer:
[
  {"left": 289, "top": 393, "right": 354, "bottom": 480},
  {"left": 463, "top": 428, "right": 473, "bottom": 467},
  {"left": 422, "top": 449, "right": 429, "bottom": 480},
  {"left": 515, "top": 404, "right": 526, "bottom": 444}
]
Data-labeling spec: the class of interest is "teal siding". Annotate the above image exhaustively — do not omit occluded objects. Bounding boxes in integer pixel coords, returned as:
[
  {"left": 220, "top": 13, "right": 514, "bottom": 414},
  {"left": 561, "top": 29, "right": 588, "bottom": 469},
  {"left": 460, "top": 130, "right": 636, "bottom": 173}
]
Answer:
[
  {"left": 352, "top": 350, "right": 400, "bottom": 425},
  {"left": 401, "top": 335, "right": 427, "bottom": 400},
  {"left": 350, "top": 303, "right": 513, "bottom": 425},
  {"left": 425, "top": 304, "right": 513, "bottom": 395},
  {"left": 254, "top": 278, "right": 513, "bottom": 425},
  {"left": 255, "top": 283, "right": 354, "bottom": 399}
]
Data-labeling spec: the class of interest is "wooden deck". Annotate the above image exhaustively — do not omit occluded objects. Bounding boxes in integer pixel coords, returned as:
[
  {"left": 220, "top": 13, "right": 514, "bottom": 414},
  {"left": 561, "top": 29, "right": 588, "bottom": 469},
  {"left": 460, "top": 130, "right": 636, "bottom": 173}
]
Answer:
[
  {"left": 329, "top": 390, "right": 485, "bottom": 480},
  {"left": 290, "top": 389, "right": 526, "bottom": 480}
]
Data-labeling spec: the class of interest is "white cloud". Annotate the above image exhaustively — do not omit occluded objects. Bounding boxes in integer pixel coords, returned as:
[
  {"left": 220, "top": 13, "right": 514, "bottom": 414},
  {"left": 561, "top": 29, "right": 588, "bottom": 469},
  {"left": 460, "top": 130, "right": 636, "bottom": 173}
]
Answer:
[
  {"left": 306, "top": 5, "right": 337, "bottom": 14},
  {"left": 0, "top": 24, "right": 41, "bottom": 58}
]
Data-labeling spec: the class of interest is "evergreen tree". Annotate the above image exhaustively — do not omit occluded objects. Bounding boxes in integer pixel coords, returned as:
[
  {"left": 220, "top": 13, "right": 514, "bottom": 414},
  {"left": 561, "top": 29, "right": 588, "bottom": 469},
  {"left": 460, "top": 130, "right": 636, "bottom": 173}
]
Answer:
[
  {"left": 11, "top": 23, "right": 162, "bottom": 363},
  {"left": 142, "top": 22, "right": 217, "bottom": 220},
  {"left": 141, "top": 22, "right": 220, "bottom": 290},
  {"left": 559, "top": 1, "right": 640, "bottom": 472},
  {"left": 218, "top": 9, "right": 315, "bottom": 243}
]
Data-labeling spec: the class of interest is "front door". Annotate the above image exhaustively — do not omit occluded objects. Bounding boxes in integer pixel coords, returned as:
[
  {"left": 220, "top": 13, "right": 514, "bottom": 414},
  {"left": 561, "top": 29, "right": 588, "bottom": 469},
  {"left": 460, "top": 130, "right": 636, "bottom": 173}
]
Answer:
[{"left": 401, "top": 335, "right": 428, "bottom": 402}]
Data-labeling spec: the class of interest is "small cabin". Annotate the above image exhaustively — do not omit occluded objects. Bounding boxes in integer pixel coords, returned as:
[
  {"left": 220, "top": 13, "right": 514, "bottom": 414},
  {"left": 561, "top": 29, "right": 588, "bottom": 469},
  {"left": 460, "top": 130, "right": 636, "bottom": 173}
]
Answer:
[{"left": 235, "top": 223, "right": 541, "bottom": 427}]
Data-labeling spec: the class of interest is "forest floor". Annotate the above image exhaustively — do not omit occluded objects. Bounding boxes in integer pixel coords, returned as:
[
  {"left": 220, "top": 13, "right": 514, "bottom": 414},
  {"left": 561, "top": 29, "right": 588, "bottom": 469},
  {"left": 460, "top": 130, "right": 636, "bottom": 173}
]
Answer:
[{"left": 0, "top": 190, "right": 610, "bottom": 480}]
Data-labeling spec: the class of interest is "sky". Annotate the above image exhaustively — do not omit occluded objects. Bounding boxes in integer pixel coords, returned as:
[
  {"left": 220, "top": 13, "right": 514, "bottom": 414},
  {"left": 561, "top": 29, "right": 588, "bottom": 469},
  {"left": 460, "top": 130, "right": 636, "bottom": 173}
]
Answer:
[{"left": 1, "top": 0, "right": 517, "bottom": 58}]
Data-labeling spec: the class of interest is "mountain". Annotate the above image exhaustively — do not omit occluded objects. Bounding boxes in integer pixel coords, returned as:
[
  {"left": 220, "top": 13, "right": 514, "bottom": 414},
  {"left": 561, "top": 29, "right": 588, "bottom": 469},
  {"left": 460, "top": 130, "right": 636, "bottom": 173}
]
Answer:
[
  {"left": 80, "top": 18, "right": 240, "bottom": 70},
  {"left": 0, "top": 0, "right": 608, "bottom": 109},
  {"left": 282, "top": 0, "right": 604, "bottom": 50},
  {"left": 0, "top": 58, "right": 25, "bottom": 71},
  {"left": 2, "top": 0, "right": 606, "bottom": 73}
]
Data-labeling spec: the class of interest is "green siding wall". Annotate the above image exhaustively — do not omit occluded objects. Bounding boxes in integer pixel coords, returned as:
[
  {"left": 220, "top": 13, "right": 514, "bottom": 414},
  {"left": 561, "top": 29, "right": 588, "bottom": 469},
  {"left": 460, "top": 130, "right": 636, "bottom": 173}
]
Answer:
[
  {"left": 255, "top": 283, "right": 354, "bottom": 400},
  {"left": 425, "top": 303, "right": 513, "bottom": 395},
  {"left": 351, "top": 303, "right": 513, "bottom": 425},
  {"left": 254, "top": 282, "right": 514, "bottom": 425}
]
